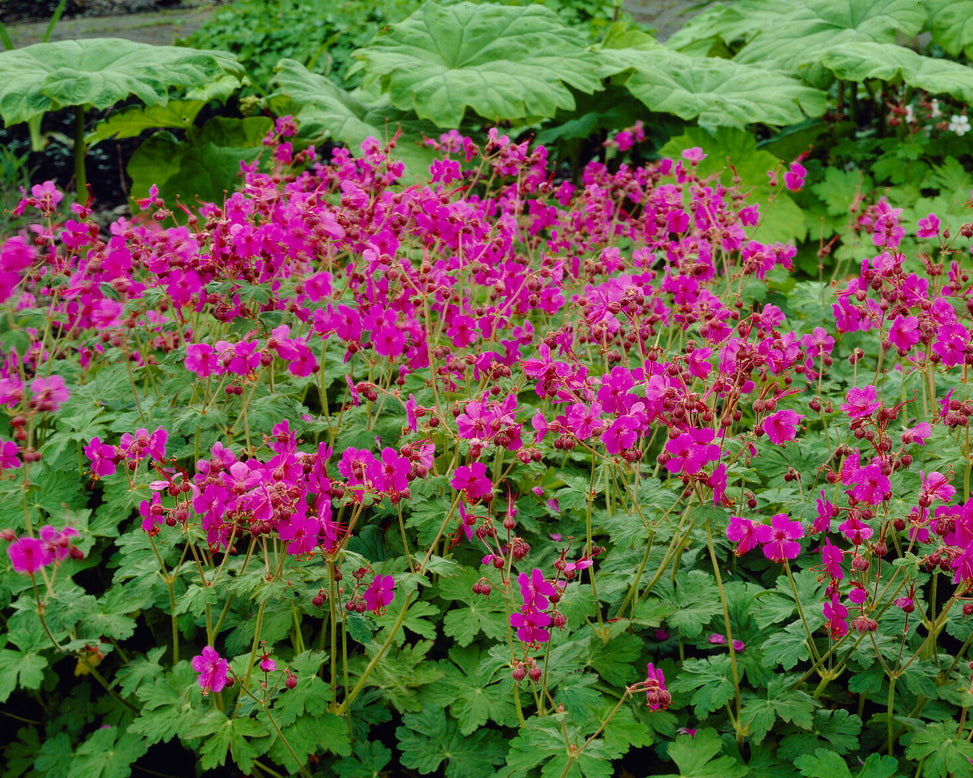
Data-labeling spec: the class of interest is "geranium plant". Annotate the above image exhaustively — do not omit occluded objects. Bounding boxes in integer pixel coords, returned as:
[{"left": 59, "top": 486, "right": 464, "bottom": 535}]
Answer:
[{"left": 1, "top": 116, "right": 973, "bottom": 777}]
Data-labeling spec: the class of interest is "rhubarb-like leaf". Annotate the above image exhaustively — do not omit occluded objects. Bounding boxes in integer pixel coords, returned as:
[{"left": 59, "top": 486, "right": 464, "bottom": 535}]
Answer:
[
  {"left": 0, "top": 38, "right": 242, "bottom": 126},
  {"left": 354, "top": 1, "right": 601, "bottom": 127}
]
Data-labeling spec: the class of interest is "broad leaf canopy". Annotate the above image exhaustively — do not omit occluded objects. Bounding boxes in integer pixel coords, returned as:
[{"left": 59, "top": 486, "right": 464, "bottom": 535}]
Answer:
[
  {"left": 0, "top": 38, "right": 244, "bottom": 126},
  {"left": 354, "top": 1, "right": 601, "bottom": 127},
  {"left": 604, "top": 47, "right": 825, "bottom": 129}
]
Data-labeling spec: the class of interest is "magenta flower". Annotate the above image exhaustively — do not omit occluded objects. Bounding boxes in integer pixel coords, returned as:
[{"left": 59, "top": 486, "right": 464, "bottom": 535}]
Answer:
[
  {"left": 783, "top": 161, "right": 806, "bottom": 192},
  {"left": 0, "top": 439, "right": 21, "bottom": 470},
  {"left": 840, "top": 385, "right": 879, "bottom": 418},
  {"left": 821, "top": 538, "right": 844, "bottom": 581},
  {"left": 917, "top": 213, "right": 940, "bottom": 239},
  {"left": 664, "top": 428, "right": 720, "bottom": 476},
  {"left": 510, "top": 608, "right": 551, "bottom": 645},
  {"left": 8, "top": 536, "right": 52, "bottom": 575},
  {"left": 755, "top": 513, "right": 804, "bottom": 562},
  {"left": 84, "top": 437, "right": 116, "bottom": 478},
  {"left": 191, "top": 646, "right": 228, "bottom": 695},
  {"left": 518, "top": 568, "right": 557, "bottom": 610},
  {"left": 29, "top": 374, "right": 70, "bottom": 413},
  {"left": 450, "top": 462, "right": 493, "bottom": 503},
  {"left": 763, "top": 408, "right": 803, "bottom": 445},
  {"left": 823, "top": 594, "right": 848, "bottom": 639},
  {"left": 726, "top": 515, "right": 759, "bottom": 556},
  {"left": 278, "top": 513, "right": 321, "bottom": 557},
  {"left": 364, "top": 574, "right": 395, "bottom": 613}
]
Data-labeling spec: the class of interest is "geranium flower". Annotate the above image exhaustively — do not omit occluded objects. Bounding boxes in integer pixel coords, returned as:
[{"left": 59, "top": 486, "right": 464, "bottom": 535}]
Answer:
[
  {"left": 191, "top": 646, "right": 228, "bottom": 695},
  {"left": 7, "top": 536, "right": 51, "bottom": 575},
  {"left": 364, "top": 574, "right": 395, "bottom": 613},
  {"left": 755, "top": 513, "right": 804, "bottom": 562},
  {"left": 762, "top": 408, "right": 803, "bottom": 445}
]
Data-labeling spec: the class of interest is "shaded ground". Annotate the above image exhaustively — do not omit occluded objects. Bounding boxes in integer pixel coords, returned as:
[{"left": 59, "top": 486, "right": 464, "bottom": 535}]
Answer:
[
  {"left": 4, "top": 0, "right": 708, "bottom": 48},
  {"left": 2, "top": 0, "right": 222, "bottom": 47}
]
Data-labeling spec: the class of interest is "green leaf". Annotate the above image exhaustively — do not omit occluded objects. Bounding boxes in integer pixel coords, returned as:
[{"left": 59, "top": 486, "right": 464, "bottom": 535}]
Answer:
[
  {"left": 0, "top": 646, "right": 47, "bottom": 702},
  {"left": 131, "top": 662, "right": 206, "bottom": 744},
  {"left": 607, "top": 48, "right": 825, "bottom": 129},
  {"left": 926, "top": 0, "right": 973, "bottom": 59},
  {"left": 422, "top": 645, "right": 519, "bottom": 735},
  {"left": 35, "top": 732, "right": 73, "bottom": 778},
  {"left": 821, "top": 42, "right": 973, "bottom": 106},
  {"left": 67, "top": 726, "right": 148, "bottom": 778},
  {"left": 501, "top": 716, "right": 617, "bottom": 778},
  {"left": 396, "top": 706, "right": 507, "bottom": 778},
  {"left": 356, "top": 1, "right": 600, "bottom": 127},
  {"left": 195, "top": 711, "right": 268, "bottom": 774},
  {"left": 778, "top": 708, "right": 863, "bottom": 760},
  {"left": 669, "top": 656, "right": 736, "bottom": 718},
  {"left": 660, "top": 729, "right": 747, "bottom": 778},
  {"left": 796, "top": 748, "right": 899, "bottom": 778},
  {"left": 272, "top": 59, "right": 439, "bottom": 180},
  {"left": 656, "top": 570, "right": 722, "bottom": 640},
  {"left": 127, "top": 116, "right": 272, "bottom": 209},
  {"left": 760, "top": 620, "right": 813, "bottom": 671},
  {"left": 86, "top": 100, "right": 205, "bottom": 146},
  {"left": 659, "top": 126, "right": 807, "bottom": 245},
  {"left": 740, "top": 677, "right": 819, "bottom": 743},
  {"left": 905, "top": 721, "right": 973, "bottom": 778},
  {"left": 730, "top": 0, "right": 927, "bottom": 74},
  {"left": 436, "top": 567, "right": 508, "bottom": 647},
  {"left": 334, "top": 741, "right": 393, "bottom": 778},
  {"left": 0, "top": 39, "right": 242, "bottom": 125}
]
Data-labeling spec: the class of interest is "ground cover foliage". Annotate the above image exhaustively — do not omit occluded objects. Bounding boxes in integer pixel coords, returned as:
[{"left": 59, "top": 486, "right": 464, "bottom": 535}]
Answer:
[{"left": 4, "top": 1, "right": 973, "bottom": 777}]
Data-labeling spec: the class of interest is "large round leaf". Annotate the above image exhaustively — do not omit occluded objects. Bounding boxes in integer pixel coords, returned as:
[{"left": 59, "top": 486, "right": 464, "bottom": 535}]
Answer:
[
  {"left": 926, "top": 0, "right": 973, "bottom": 59},
  {"left": 354, "top": 1, "right": 601, "bottom": 127},
  {"left": 730, "top": 0, "right": 926, "bottom": 73},
  {"left": 0, "top": 38, "right": 244, "bottom": 126},
  {"left": 610, "top": 48, "right": 825, "bottom": 129},
  {"left": 272, "top": 59, "right": 440, "bottom": 180},
  {"left": 821, "top": 42, "right": 973, "bottom": 105}
]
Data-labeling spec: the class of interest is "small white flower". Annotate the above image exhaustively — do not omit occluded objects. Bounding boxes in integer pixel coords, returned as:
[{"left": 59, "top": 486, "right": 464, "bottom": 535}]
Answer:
[
  {"left": 949, "top": 114, "right": 970, "bottom": 136},
  {"left": 904, "top": 105, "right": 915, "bottom": 123},
  {"left": 930, "top": 99, "right": 941, "bottom": 118}
]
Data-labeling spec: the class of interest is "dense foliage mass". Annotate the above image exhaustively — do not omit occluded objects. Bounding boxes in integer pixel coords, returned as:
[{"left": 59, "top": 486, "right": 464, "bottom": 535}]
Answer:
[
  {"left": 5, "top": 0, "right": 973, "bottom": 776},
  {"left": 2, "top": 116, "right": 973, "bottom": 776}
]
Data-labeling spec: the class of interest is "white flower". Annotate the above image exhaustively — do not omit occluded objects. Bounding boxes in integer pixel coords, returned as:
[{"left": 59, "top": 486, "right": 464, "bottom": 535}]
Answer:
[
  {"left": 949, "top": 114, "right": 970, "bottom": 136},
  {"left": 930, "top": 99, "right": 941, "bottom": 118},
  {"left": 904, "top": 105, "right": 915, "bottom": 123}
]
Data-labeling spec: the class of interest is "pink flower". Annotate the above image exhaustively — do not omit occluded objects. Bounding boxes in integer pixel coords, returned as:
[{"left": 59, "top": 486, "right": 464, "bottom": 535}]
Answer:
[
  {"left": 29, "top": 375, "right": 70, "bottom": 413},
  {"left": 84, "top": 437, "right": 116, "bottom": 478},
  {"left": 191, "top": 646, "right": 228, "bottom": 694},
  {"left": 708, "top": 633, "right": 726, "bottom": 645},
  {"left": 840, "top": 385, "right": 879, "bottom": 418},
  {"left": 364, "top": 574, "right": 395, "bottom": 613},
  {"left": 783, "top": 161, "right": 806, "bottom": 192},
  {"left": 510, "top": 608, "right": 551, "bottom": 645},
  {"left": 518, "top": 568, "right": 557, "bottom": 610},
  {"left": 8, "top": 536, "right": 52, "bottom": 574},
  {"left": 823, "top": 594, "right": 848, "bottom": 638},
  {"left": 755, "top": 513, "right": 804, "bottom": 562},
  {"left": 821, "top": 538, "right": 844, "bottom": 581},
  {"left": 901, "top": 422, "right": 931, "bottom": 445},
  {"left": 920, "top": 470, "right": 955, "bottom": 504},
  {"left": 726, "top": 515, "right": 759, "bottom": 556},
  {"left": 762, "top": 408, "right": 803, "bottom": 445},
  {"left": 451, "top": 462, "right": 493, "bottom": 503},
  {"left": 917, "top": 213, "right": 940, "bottom": 239},
  {"left": 682, "top": 147, "right": 706, "bottom": 164}
]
